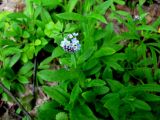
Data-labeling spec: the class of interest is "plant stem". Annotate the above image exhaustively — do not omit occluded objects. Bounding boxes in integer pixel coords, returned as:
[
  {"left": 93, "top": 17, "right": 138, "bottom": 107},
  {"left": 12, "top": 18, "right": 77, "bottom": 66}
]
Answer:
[{"left": 0, "top": 82, "right": 32, "bottom": 120}]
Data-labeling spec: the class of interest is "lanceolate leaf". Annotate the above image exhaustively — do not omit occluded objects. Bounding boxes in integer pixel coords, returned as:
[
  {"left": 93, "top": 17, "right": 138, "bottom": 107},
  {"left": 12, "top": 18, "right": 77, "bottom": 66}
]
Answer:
[
  {"left": 70, "top": 104, "right": 97, "bottom": 120},
  {"left": 38, "top": 69, "right": 78, "bottom": 82}
]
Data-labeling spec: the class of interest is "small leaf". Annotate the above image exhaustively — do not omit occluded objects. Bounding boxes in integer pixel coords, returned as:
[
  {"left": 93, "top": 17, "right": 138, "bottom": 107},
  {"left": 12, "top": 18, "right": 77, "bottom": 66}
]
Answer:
[
  {"left": 69, "top": 82, "right": 82, "bottom": 106},
  {"left": 38, "top": 69, "right": 78, "bottom": 82},
  {"left": 87, "top": 79, "right": 106, "bottom": 87},
  {"left": 35, "top": 39, "right": 42, "bottom": 46},
  {"left": 9, "top": 53, "right": 21, "bottom": 67},
  {"left": 70, "top": 104, "right": 97, "bottom": 120},
  {"left": 43, "top": 86, "right": 69, "bottom": 106},
  {"left": 18, "top": 62, "right": 33, "bottom": 75},
  {"left": 133, "top": 99, "right": 151, "bottom": 111},
  {"left": 18, "top": 76, "right": 29, "bottom": 84},
  {"left": 93, "top": 47, "right": 115, "bottom": 58},
  {"left": 56, "top": 12, "right": 84, "bottom": 21}
]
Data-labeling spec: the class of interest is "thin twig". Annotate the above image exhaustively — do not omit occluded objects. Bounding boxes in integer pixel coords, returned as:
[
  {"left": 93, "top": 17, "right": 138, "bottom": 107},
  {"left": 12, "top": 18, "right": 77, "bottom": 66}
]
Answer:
[{"left": 0, "top": 82, "right": 32, "bottom": 120}]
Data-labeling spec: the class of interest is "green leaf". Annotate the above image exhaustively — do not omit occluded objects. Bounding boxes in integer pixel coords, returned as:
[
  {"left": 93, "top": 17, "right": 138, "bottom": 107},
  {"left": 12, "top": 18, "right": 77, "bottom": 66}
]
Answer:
[
  {"left": 35, "top": 39, "right": 42, "bottom": 46},
  {"left": 40, "top": 8, "right": 52, "bottom": 23},
  {"left": 18, "top": 62, "right": 34, "bottom": 75},
  {"left": 56, "top": 12, "right": 84, "bottom": 21},
  {"left": 88, "top": 13, "right": 107, "bottom": 23},
  {"left": 93, "top": 86, "right": 110, "bottom": 95},
  {"left": 136, "top": 84, "right": 160, "bottom": 92},
  {"left": 82, "top": 91, "right": 96, "bottom": 102},
  {"left": 52, "top": 47, "right": 65, "bottom": 58},
  {"left": 77, "top": 47, "right": 95, "bottom": 64},
  {"left": 87, "top": 79, "right": 106, "bottom": 87},
  {"left": 114, "top": 0, "right": 125, "bottom": 5},
  {"left": 69, "top": 82, "right": 82, "bottom": 106},
  {"left": 107, "top": 79, "right": 124, "bottom": 92},
  {"left": 9, "top": 53, "right": 21, "bottom": 67},
  {"left": 133, "top": 99, "right": 151, "bottom": 111},
  {"left": 37, "top": 101, "right": 59, "bottom": 120},
  {"left": 70, "top": 104, "right": 97, "bottom": 120},
  {"left": 139, "top": 0, "right": 146, "bottom": 5},
  {"left": 56, "top": 112, "right": 68, "bottom": 120},
  {"left": 18, "top": 76, "right": 29, "bottom": 84},
  {"left": 43, "top": 86, "right": 69, "bottom": 106},
  {"left": 103, "top": 93, "right": 120, "bottom": 120},
  {"left": 93, "top": 47, "right": 115, "bottom": 58},
  {"left": 94, "top": 0, "right": 113, "bottom": 14},
  {"left": 66, "top": 0, "right": 78, "bottom": 12},
  {"left": 142, "top": 93, "right": 160, "bottom": 102},
  {"left": 38, "top": 69, "right": 78, "bottom": 82},
  {"left": 136, "top": 25, "right": 157, "bottom": 32}
]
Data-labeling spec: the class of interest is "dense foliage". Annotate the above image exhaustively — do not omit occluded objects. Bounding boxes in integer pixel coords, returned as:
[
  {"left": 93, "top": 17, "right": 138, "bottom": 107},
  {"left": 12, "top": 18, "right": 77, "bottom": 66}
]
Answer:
[{"left": 0, "top": 0, "right": 160, "bottom": 120}]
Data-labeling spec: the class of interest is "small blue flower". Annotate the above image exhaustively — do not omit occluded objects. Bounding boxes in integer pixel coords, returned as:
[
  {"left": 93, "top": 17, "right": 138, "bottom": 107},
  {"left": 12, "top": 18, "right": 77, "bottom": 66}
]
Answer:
[{"left": 60, "top": 33, "right": 81, "bottom": 53}]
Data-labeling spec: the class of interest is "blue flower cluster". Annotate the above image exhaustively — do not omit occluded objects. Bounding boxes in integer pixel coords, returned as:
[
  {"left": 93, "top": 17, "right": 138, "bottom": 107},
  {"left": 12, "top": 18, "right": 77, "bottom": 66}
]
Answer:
[{"left": 60, "top": 33, "right": 81, "bottom": 53}]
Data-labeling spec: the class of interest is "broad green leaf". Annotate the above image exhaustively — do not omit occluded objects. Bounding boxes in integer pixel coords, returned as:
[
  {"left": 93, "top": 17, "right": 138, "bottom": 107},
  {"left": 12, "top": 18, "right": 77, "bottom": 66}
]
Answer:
[
  {"left": 82, "top": 91, "right": 96, "bottom": 102},
  {"left": 102, "top": 93, "right": 120, "bottom": 120},
  {"left": 70, "top": 104, "right": 97, "bottom": 120},
  {"left": 94, "top": 0, "right": 113, "bottom": 14},
  {"left": 93, "top": 47, "right": 115, "bottom": 58},
  {"left": 18, "top": 62, "right": 34, "bottom": 75},
  {"left": 42, "top": 0, "right": 61, "bottom": 9},
  {"left": 52, "top": 47, "right": 65, "bottom": 58},
  {"left": 18, "top": 76, "right": 29, "bottom": 84},
  {"left": 93, "top": 86, "right": 110, "bottom": 95},
  {"left": 139, "top": 0, "right": 146, "bottom": 5},
  {"left": 37, "top": 101, "right": 59, "bottom": 120},
  {"left": 35, "top": 39, "right": 42, "bottom": 46},
  {"left": 82, "top": 59, "right": 99, "bottom": 71},
  {"left": 136, "top": 25, "right": 157, "bottom": 32},
  {"left": 40, "top": 8, "right": 52, "bottom": 23},
  {"left": 66, "top": 0, "right": 78, "bottom": 12},
  {"left": 56, "top": 112, "right": 68, "bottom": 120},
  {"left": 56, "top": 12, "right": 84, "bottom": 21},
  {"left": 142, "top": 93, "right": 160, "bottom": 102},
  {"left": 88, "top": 13, "right": 107, "bottom": 23},
  {"left": 133, "top": 99, "right": 151, "bottom": 111},
  {"left": 107, "top": 79, "right": 124, "bottom": 92},
  {"left": 38, "top": 69, "right": 78, "bottom": 82},
  {"left": 43, "top": 86, "right": 69, "bottom": 106},
  {"left": 77, "top": 47, "right": 95, "bottom": 64},
  {"left": 86, "top": 79, "right": 106, "bottom": 87},
  {"left": 9, "top": 53, "right": 21, "bottom": 67},
  {"left": 69, "top": 82, "right": 82, "bottom": 106},
  {"left": 114, "top": 0, "right": 125, "bottom": 5}
]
